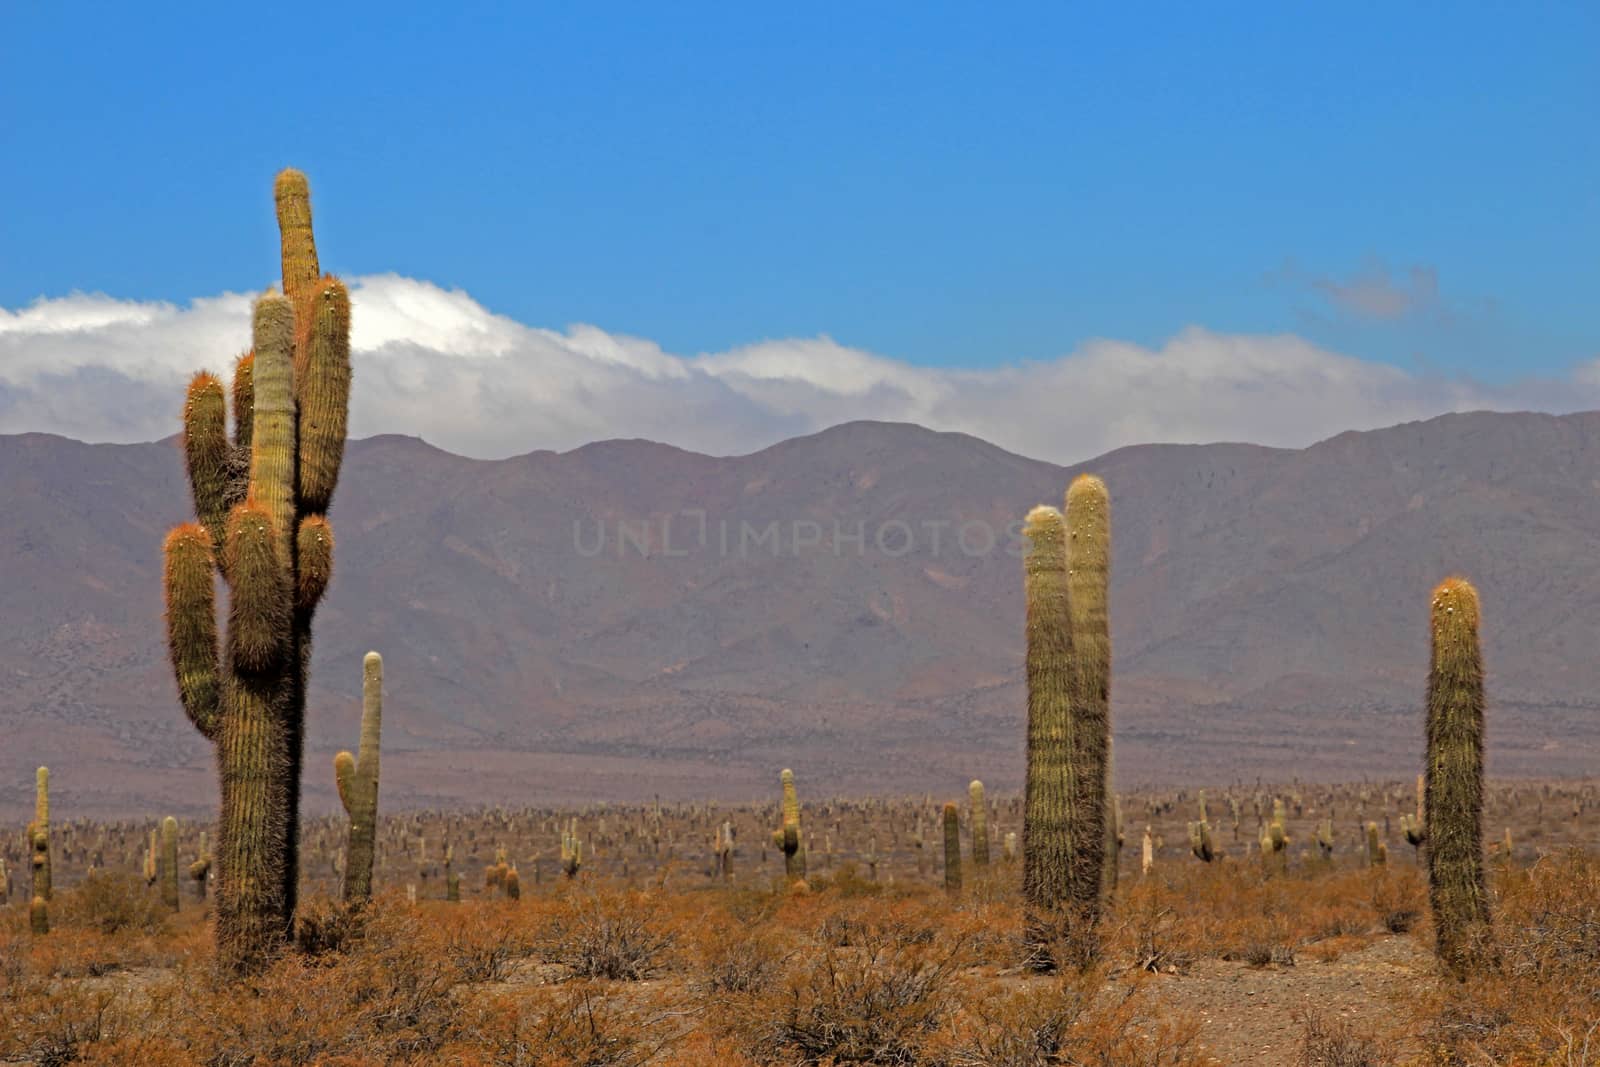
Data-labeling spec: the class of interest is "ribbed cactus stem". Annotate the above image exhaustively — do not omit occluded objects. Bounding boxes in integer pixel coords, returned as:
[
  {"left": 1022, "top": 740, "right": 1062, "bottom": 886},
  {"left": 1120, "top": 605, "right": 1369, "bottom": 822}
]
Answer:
[
  {"left": 163, "top": 169, "right": 352, "bottom": 973},
  {"left": 161, "top": 817, "right": 180, "bottom": 912},
  {"left": 968, "top": 780, "right": 989, "bottom": 867},
  {"left": 335, "top": 652, "right": 383, "bottom": 902},
  {"left": 29, "top": 825, "right": 49, "bottom": 935},
  {"left": 1022, "top": 505, "right": 1100, "bottom": 969},
  {"left": 1066, "top": 474, "right": 1114, "bottom": 907},
  {"left": 942, "top": 802, "right": 962, "bottom": 894},
  {"left": 33, "top": 767, "right": 50, "bottom": 901},
  {"left": 777, "top": 769, "right": 805, "bottom": 884},
  {"left": 1425, "top": 578, "right": 1496, "bottom": 976}
]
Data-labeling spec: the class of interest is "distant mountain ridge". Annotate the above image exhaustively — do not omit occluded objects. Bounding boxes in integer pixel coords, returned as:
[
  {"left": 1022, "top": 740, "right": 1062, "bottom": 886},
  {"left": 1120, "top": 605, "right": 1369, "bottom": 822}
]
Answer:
[{"left": 3, "top": 410, "right": 1598, "bottom": 817}]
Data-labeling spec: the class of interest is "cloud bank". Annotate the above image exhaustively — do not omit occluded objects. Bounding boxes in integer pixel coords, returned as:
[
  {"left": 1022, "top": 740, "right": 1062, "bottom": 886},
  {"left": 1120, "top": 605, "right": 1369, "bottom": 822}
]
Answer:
[{"left": 3, "top": 274, "right": 1595, "bottom": 465}]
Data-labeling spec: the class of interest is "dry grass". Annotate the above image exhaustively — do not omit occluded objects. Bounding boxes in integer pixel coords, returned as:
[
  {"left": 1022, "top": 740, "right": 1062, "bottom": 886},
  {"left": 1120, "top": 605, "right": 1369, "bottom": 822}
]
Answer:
[{"left": 0, "top": 820, "right": 1596, "bottom": 1065}]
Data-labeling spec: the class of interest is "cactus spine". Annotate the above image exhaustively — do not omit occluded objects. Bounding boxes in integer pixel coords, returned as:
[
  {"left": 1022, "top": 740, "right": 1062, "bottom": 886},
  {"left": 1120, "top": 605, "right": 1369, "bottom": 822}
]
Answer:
[
  {"left": 1425, "top": 577, "right": 1496, "bottom": 976},
  {"left": 1022, "top": 504, "right": 1103, "bottom": 968},
  {"left": 942, "top": 802, "right": 962, "bottom": 894},
  {"left": 968, "top": 780, "right": 989, "bottom": 867},
  {"left": 162, "top": 168, "right": 351, "bottom": 973},
  {"left": 161, "top": 816, "right": 180, "bottom": 912},
  {"left": 335, "top": 652, "right": 383, "bottom": 902},
  {"left": 1066, "top": 475, "right": 1114, "bottom": 904}
]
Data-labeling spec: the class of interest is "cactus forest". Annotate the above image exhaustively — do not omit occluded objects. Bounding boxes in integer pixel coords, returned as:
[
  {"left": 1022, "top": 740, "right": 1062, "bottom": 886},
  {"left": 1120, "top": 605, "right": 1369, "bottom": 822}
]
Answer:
[{"left": 3, "top": 175, "right": 1600, "bottom": 1062}]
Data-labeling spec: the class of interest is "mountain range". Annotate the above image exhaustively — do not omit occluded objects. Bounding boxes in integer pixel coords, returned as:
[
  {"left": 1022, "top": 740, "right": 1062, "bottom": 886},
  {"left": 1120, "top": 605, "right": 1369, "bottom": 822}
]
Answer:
[{"left": 3, "top": 410, "right": 1598, "bottom": 818}]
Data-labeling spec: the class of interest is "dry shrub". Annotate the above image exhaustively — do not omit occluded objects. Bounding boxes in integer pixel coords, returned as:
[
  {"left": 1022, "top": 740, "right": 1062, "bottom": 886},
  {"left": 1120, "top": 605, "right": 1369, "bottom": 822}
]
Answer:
[
  {"left": 689, "top": 917, "right": 788, "bottom": 995},
  {"left": 932, "top": 972, "right": 1216, "bottom": 1067},
  {"left": 536, "top": 887, "right": 677, "bottom": 981},
  {"left": 447, "top": 981, "right": 689, "bottom": 1066},
  {"left": 1410, "top": 849, "right": 1600, "bottom": 1065},
  {"left": 58, "top": 871, "right": 171, "bottom": 937},
  {"left": 168, "top": 905, "right": 460, "bottom": 1065},
  {"left": 1367, "top": 868, "right": 1424, "bottom": 935},
  {"left": 1295, "top": 1009, "right": 1398, "bottom": 1067},
  {"left": 439, "top": 902, "right": 535, "bottom": 983},
  {"left": 294, "top": 894, "right": 371, "bottom": 957},
  {"left": 715, "top": 908, "right": 976, "bottom": 1065},
  {"left": 0, "top": 978, "right": 130, "bottom": 1067}
]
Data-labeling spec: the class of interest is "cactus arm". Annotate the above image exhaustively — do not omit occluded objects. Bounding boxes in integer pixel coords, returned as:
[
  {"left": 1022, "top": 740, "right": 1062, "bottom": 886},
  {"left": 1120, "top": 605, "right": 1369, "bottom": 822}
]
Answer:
[
  {"left": 334, "top": 751, "right": 357, "bottom": 814},
  {"left": 296, "top": 517, "right": 334, "bottom": 613},
  {"left": 942, "top": 802, "right": 963, "bottom": 893},
  {"left": 224, "top": 502, "right": 292, "bottom": 673},
  {"left": 296, "top": 279, "right": 351, "bottom": 516},
  {"left": 274, "top": 169, "right": 319, "bottom": 297},
  {"left": 163, "top": 525, "right": 222, "bottom": 740},
  {"left": 248, "top": 295, "right": 297, "bottom": 556},
  {"left": 182, "top": 373, "right": 232, "bottom": 550},
  {"left": 231, "top": 352, "right": 255, "bottom": 456}
]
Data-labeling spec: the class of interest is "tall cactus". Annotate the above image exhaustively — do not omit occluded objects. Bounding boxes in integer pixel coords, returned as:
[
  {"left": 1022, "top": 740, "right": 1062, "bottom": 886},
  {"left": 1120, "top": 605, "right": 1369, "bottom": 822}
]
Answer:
[
  {"left": 162, "top": 168, "right": 352, "bottom": 972},
  {"left": 29, "top": 824, "right": 49, "bottom": 935},
  {"left": 968, "top": 780, "right": 990, "bottom": 867},
  {"left": 161, "top": 816, "right": 180, "bottom": 912},
  {"left": 942, "top": 802, "right": 963, "bottom": 894},
  {"left": 1065, "top": 475, "right": 1114, "bottom": 903},
  {"left": 773, "top": 768, "right": 805, "bottom": 884},
  {"left": 1021, "top": 505, "right": 1102, "bottom": 968},
  {"left": 335, "top": 652, "right": 383, "bottom": 902},
  {"left": 1188, "top": 791, "right": 1217, "bottom": 862},
  {"left": 1425, "top": 577, "right": 1496, "bottom": 976},
  {"left": 189, "top": 832, "right": 212, "bottom": 901},
  {"left": 30, "top": 767, "right": 50, "bottom": 901}
]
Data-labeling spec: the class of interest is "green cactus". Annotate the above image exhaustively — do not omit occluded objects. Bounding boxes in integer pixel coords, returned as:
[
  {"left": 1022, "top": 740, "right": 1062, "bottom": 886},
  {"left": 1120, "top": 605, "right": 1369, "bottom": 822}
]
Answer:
[
  {"left": 1365, "top": 821, "right": 1387, "bottom": 867},
  {"left": 144, "top": 828, "right": 158, "bottom": 887},
  {"left": 969, "top": 780, "right": 990, "bottom": 867},
  {"left": 1425, "top": 577, "right": 1496, "bottom": 976},
  {"left": 32, "top": 767, "right": 51, "bottom": 901},
  {"left": 1066, "top": 475, "right": 1114, "bottom": 905},
  {"left": 1188, "top": 791, "right": 1217, "bottom": 862},
  {"left": 445, "top": 844, "right": 461, "bottom": 903},
  {"left": 1315, "top": 818, "right": 1334, "bottom": 860},
  {"left": 1401, "top": 774, "right": 1427, "bottom": 861},
  {"left": 561, "top": 820, "right": 583, "bottom": 880},
  {"left": 1021, "top": 505, "right": 1103, "bottom": 969},
  {"left": 29, "top": 825, "right": 48, "bottom": 935},
  {"left": 335, "top": 652, "right": 383, "bottom": 902},
  {"left": 162, "top": 168, "right": 351, "bottom": 973},
  {"left": 161, "top": 816, "right": 180, "bottom": 912},
  {"left": 774, "top": 769, "right": 805, "bottom": 884},
  {"left": 1260, "top": 800, "right": 1288, "bottom": 874},
  {"left": 943, "top": 802, "right": 963, "bottom": 894},
  {"left": 189, "top": 832, "right": 212, "bottom": 901}
]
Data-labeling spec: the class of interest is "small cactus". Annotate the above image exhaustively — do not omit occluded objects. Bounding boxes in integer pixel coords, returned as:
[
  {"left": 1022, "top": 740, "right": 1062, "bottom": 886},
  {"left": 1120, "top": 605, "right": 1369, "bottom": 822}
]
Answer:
[
  {"left": 161, "top": 817, "right": 181, "bottom": 912},
  {"left": 334, "top": 651, "right": 383, "bottom": 902},
  {"left": 1141, "top": 825, "right": 1154, "bottom": 876},
  {"left": 505, "top": 866, "right": 521, "bottom": 901},
  {"left": 1366, "top": 821, "right": 1387, "bottom": 866},
  {"left": 189, "top": 832, "right": 213, "bottom": 900},
  {"left": 144, "top": 828, "right": 159, "bottom": 887},
  {"left": 445, "top": 844, "right": 461, "bottom": 903},
  {"left": 1187, "top": 791, "right": 1217, "bottom": 862},
  {"left": 1315, "top": 818, "right": 1334, "bottom": 860},
  {"left": 561, "top": 820, "right": 583, "bottom": 879},
  {"left": 773, "top": 769, "right": 805, "bottom": 884},
  {"left": 32, "top": 767, "right": 51, "bottom": 901},
  {"left": 969, "top": 781, "right": 990, "bottom": 867},
  {"left": 942, "top": 802, "right": 962, "bottom": 895},
  {"left": 1003, "top": 832, "right": 1018, "bottom": 863}
]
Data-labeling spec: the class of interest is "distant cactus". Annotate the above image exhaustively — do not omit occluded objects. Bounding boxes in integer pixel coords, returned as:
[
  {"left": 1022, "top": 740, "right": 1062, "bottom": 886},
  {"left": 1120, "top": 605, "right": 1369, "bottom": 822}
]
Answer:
[
  {"left": 774, "top": 769, "right": 805, "bottom": 884},
  {"left": 1003, "top": 832, "right": 1018, "bottom": 863},
  {"left": 1066, "top": 475, "right": 1114, "bottom": 905},
  {"left": 1366, "top": 821, "right": 1387, "bottom": 866},
  {"left": 1315, "top": 818, "right": 1334, "bottom": 860},
  {"left": 335, "top": 652, "right": 383, "bottom": 902},
  {"left": 445, "top": 844, "right": 461, "bottom": 902},
  {"left": 162, "top": 168, "right": 352, "bottom": 973},
  {"left": 943, "top": 802, "right": 963, "bottom": 894},
  {"left": 29, "top": 825, "right": 49, "bottom": 935},
  {"left": 969, "top": 780, "right": 990, "bottom": 867},
  {"left": 1022, "top": 503, "right": 1104, "bottom": 969},
  {"left": 189, "top": 832, "right": 212, "bottom": 900},
  {"left": 144, "top": 828, "right": 159, "bottom": 886},
  {"left": 28, "top": 767, "right": 51, "bottom": 902},
  {"left": 1187, "top": 791, "right": 1217, "bottom": 862},
  {"left": 1141, "top": 825, "right": 1154, "bottom": 876},
  {"left": 161, "top": 817, "right": 180, "bottom": 912},
  {"left": 1401, "top": 774, "right": 1426, "bottom": 861},
  {"left": 505, "top": 866, "right": 521, "bottom": 901},
  {"left": 1260, "top": 800, "right": 1288, "bottom": 874},
  {"left": 561, "top": 820, "right": 584, "bottom": 879},
  {"left": 1425, "top": 578, "right": 1496, "bottom": 976},
  {"left": 714, "top": 820, "right": 735, "bottom": 881}
]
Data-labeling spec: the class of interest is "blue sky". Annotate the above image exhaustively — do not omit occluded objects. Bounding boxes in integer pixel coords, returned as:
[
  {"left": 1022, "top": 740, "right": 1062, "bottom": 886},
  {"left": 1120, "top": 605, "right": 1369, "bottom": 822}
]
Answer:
[{"left": 2, "top": 5, "right": 1598, "bottom": 460}]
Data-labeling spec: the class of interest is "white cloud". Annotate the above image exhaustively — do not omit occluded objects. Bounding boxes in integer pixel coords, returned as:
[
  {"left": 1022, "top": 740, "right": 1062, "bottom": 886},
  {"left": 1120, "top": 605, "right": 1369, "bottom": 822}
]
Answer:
[{"left": 2, "top": 274, "right": 1596, "bottom": 464}]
